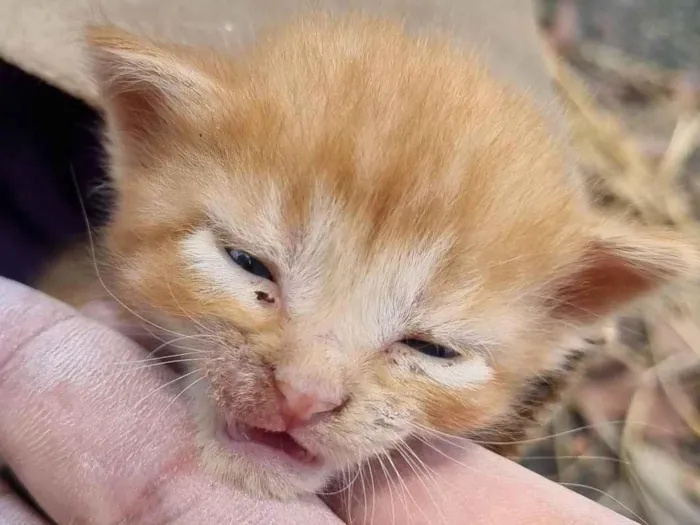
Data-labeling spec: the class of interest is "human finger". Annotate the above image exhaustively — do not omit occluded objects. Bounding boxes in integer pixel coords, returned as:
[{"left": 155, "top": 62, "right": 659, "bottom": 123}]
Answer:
[
  {"left": 0, "top": 278, "right": 341, "bottom": 525},
  {"left": 327, "top": 438, "right": 634, "bottom": 524},
  {"left": 0, "top": 480, "right": 48, "bottom": 525}
]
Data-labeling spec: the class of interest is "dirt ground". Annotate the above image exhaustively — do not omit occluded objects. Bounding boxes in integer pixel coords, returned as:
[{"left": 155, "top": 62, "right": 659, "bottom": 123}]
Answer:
[{"left": 519, "top": 2, "right": 700, "bottom": 524}]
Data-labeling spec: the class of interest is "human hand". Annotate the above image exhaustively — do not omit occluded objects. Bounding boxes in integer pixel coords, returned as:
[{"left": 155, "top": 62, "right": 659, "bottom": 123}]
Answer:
[{"left": 0, "top": 277, "right": 632, "bottom": 524}]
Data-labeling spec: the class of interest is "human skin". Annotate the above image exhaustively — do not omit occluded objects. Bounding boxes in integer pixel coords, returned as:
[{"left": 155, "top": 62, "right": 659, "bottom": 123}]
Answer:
[{"left": 0, "top": 277, "right": 632, "bottom": 524}]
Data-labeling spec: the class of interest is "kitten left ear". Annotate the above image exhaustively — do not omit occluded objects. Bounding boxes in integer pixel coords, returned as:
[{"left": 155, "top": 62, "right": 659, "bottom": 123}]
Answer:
[
  {"left": 550, "top": 223, "right": 698, "bottom": 323},
  {"left": 85, "top": 25, "right": 223, "bottom": 148}
]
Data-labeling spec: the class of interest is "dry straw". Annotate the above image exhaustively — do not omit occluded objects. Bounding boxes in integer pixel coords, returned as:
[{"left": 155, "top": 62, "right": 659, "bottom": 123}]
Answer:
[{"left": 526, "top": 42, "right": 700, "bottom": 524}]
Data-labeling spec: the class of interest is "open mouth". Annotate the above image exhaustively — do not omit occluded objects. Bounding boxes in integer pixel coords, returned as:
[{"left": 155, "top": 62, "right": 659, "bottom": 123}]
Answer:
[{"left": 225, "top": 420, "right": 318, "bottom": 465}]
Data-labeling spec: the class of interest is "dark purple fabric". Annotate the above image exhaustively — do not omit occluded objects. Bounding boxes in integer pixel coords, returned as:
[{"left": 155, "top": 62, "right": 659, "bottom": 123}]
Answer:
[{"left": 0, "top": 59, "right": 107, "bottom": 285}]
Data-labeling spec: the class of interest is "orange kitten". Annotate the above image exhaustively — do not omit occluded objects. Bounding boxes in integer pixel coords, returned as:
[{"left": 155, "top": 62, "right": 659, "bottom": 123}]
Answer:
[{"left": 39, "top": 13, "right": 696, "bottom": 498}]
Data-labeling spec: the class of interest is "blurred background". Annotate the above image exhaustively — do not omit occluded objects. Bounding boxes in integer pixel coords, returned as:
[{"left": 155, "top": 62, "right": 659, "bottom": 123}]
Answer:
[{"left": 520, "top": 1, "right": 700, "bottom": 524}]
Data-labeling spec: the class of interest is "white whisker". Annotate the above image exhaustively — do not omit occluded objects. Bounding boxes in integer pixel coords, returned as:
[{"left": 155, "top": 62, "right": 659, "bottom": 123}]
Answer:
[
  {"left": 560, "top": 483, "right": 650, "bottom": 525},
  {"left": 376, "top": 455, "right": 397, "bottom": 525},
  {"left": 395, "top": 442, "right": 447, "bottom": 525},
  {"left": 409, "top": 420, "right": 671, "bottom": 449},
  {"left": 132, "top": 368, "right": 202, "bottom": 409},
  {"left": 125, "top": 357, "right": 205, "bottom": 372},
  {"left": 111, "top": 350, "right": 204, "bottom": 366},
  {"left": 383, "top": 451, "right": 422, "bottom": 525},
  {"left": 158, "top": 374, "right": 207, "bottom": 418},
  {"left": 368, "top": 454, "right": 377, "bottom": 525},
  {"left": 71, "top": 166, "right": 199, "bottom": 339},
  {"left": 360, "top": 456, "right": 368, "bottom": 525}
]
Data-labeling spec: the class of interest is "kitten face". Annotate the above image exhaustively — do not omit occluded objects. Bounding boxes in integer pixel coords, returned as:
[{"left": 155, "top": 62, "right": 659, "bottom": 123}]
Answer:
[{"left": 87, "top": 16, "right": 696, "bottom": 497}]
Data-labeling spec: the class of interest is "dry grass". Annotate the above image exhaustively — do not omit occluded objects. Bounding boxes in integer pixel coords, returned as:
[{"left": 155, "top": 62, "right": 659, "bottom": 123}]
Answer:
[{"left": 519, "top": 40, "right": 700, "bottom": 524}]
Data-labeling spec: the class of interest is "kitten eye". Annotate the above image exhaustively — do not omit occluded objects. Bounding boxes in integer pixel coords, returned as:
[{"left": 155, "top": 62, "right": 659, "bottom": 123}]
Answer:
[
  {"left": 401, "top": 339, "right": 459, "bottom": 359},
  {"left": 226, "top": 249, "right": 274, "bottom": 282}
]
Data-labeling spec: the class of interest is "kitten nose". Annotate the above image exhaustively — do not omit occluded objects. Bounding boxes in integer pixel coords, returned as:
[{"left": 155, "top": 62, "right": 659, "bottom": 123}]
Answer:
[{"left": 276, "top": 380, "right": 343, "bottom": 428}]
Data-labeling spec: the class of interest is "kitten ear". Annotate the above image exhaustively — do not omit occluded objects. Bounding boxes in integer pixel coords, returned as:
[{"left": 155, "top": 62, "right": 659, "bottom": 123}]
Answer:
[
  {"left": 550, "top": 223, "right": 698, "bottom": 323},
  {"left": 85, "top": 25, "right": 221, "bottom": 147}
]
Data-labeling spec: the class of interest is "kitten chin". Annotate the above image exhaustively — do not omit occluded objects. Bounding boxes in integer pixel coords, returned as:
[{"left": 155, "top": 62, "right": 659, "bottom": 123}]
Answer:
[
  {"left": 190, "top": 379, "right": 336, "bottom": 499},
  {"left": 37, "top": 13, "right": 698, "bottom": 499}
]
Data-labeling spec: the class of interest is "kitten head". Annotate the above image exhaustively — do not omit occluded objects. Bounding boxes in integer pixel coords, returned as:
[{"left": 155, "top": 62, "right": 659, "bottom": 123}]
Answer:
[{"left": 86, "top": 15, "right": 697, "bottom": 497}]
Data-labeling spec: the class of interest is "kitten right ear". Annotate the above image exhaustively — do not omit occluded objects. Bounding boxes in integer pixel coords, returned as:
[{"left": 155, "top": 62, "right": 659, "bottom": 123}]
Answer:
[
  {"left": 85, "top": 25, "right": 221, "bottom": 148},
  {"left": 550, "top": 222, "right": 699, "bottom": 323}
]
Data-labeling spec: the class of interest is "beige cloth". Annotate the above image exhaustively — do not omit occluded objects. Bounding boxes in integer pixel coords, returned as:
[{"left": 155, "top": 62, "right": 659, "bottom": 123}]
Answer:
[{"left": 0, "top": 1, "right": 557, "bottom": 115}]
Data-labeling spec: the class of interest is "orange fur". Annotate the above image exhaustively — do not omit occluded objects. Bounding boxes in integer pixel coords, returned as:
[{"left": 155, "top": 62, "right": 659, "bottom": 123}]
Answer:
[{"left": 39, "top": 13, "right": 697, "bottom": 498}]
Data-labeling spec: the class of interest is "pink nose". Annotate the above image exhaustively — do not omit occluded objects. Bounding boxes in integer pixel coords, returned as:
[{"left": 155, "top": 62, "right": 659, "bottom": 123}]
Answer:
[{"left": 276, "top": 380, "right": 343, "bottom": 428}]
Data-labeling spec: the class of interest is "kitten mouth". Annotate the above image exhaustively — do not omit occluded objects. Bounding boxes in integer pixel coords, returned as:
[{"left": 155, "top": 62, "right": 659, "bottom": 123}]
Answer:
[{"left": 225, "top": 420, "right": 319, "bottom": 465}]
